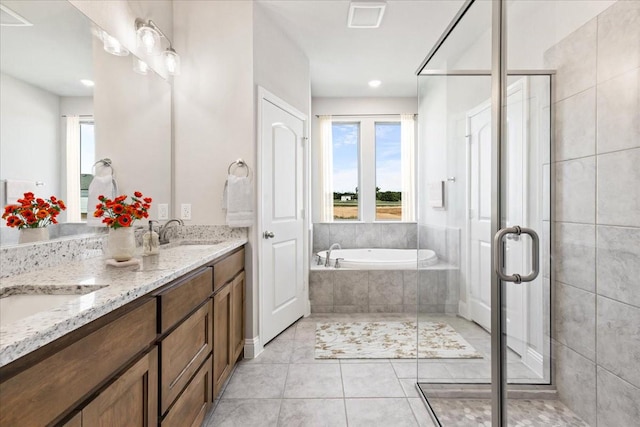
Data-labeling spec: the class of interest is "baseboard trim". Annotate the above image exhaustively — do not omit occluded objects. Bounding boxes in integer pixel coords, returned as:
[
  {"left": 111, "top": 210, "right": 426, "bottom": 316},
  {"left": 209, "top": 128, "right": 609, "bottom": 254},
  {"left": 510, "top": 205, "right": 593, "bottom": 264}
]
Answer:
[
  {"left": 458, "top": 300, "right": 471, "bottom": 320},
  {"left": 244, "top": 336, "right": 263, "bottom": 359}
]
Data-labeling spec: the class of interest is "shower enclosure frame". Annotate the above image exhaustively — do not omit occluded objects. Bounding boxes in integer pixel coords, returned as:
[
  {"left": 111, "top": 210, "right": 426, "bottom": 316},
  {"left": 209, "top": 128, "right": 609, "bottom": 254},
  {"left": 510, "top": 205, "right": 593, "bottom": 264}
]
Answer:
[{"left": 415, "top": 1, "right": 556, "bottom": 426}]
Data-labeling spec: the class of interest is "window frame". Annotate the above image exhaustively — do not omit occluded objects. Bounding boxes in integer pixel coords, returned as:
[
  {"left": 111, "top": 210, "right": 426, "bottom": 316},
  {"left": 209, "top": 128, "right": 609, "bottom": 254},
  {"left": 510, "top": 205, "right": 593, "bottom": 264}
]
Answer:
[{"left": 329, "top": 115, "right": 412, "bottom": 223}]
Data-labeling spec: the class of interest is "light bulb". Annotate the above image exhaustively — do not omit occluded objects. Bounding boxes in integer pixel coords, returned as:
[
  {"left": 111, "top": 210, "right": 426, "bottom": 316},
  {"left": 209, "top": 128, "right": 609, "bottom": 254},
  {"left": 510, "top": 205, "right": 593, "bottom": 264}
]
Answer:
[
  {"left": 133, "top": 57, "right": 149, "bottom": 75},
  {"left": 136, "top": 25, "right": 160, "bottom": 55},
  {"left": 102, "top": 31, "right": 129, "bottom": 56},
  {"left": 163, "top": 48, "right": 180, "bottom": 76},
  {"left": 368, "top": 80, "right": 382, "bottom": 88}
]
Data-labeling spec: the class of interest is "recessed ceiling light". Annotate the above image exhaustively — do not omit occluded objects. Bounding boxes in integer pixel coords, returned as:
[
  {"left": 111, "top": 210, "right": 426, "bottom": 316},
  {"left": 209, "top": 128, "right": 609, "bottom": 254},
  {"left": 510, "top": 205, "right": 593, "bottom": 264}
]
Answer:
[
  {"left": 80, "top": 79, "right": 95, "bottom": 87},
  {"left": 348, "top": 1, "right": 386, "bottom": 29},
  {"left": 368, "top": 80, "right": 382, "bottom": 88}
]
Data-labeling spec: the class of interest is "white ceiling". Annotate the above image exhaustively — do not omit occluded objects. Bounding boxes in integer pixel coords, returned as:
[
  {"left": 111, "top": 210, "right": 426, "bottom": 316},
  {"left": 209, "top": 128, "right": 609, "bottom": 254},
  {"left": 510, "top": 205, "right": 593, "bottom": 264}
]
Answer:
[
  {"left": 0, "top": 0, "right": 93, "bottom": 97},
  {"left": 257, "top": 0, "right": 465, "bottom": 97}
]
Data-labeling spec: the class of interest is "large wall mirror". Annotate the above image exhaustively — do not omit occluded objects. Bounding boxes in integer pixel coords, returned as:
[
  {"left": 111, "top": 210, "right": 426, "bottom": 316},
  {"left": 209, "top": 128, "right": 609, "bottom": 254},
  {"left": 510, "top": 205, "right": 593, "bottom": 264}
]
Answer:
[{"left": 0, "top": 0, "right": 172, "bottom": 246}]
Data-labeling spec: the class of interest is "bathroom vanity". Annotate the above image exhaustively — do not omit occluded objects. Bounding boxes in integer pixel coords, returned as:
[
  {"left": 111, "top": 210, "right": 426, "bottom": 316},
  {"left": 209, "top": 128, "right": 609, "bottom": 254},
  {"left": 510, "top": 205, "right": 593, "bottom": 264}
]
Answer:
[{"left": 0, "top": 239, "right": 246, "bottom": 427}]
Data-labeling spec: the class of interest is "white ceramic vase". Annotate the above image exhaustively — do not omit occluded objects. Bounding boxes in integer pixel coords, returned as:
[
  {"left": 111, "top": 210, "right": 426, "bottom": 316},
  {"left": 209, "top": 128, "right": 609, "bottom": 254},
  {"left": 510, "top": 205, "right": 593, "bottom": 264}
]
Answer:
[
  {"left": 108, "top": 227, "right": 136, "bottom": 261},
  {"left": 18, "top": 227, "right": 50, "bottom": 244}
]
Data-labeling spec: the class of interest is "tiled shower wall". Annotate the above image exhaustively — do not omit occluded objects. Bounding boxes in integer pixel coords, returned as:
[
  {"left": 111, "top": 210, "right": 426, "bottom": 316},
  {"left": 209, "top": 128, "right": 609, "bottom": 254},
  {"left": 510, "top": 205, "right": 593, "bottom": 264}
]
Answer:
[{"left": 546, "top": 2, "right": 640, "bottom": 425}]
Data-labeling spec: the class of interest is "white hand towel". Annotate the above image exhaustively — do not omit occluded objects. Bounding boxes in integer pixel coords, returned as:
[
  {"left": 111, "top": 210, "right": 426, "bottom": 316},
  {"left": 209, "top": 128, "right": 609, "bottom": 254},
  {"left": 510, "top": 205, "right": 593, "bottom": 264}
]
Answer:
[
  {"left": 86, "top": 174, "right": 119, "bottom": 227},
  {"left": 222, "top": 175, "right": 254, "bottom": 228},
  {"left": 5, "top": 180, "right": 38, "bottom": 204}
]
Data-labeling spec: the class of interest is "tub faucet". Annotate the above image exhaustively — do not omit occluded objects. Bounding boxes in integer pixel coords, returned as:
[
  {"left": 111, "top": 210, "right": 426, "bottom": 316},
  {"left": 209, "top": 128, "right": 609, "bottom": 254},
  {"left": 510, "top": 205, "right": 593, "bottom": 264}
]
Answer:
[
  {"left": 159, "top": 219, "right": 184, "bottom": 245},
  {"left": 325, "top": 243, "right": 341, "bottom": 267}
]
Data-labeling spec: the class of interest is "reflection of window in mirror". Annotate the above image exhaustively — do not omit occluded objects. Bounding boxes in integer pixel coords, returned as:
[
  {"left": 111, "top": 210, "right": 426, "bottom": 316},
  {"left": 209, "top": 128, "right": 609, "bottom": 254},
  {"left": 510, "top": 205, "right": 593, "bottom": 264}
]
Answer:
[
  {"left": 79, "top": 120, "right": 95, "bottom": 220},
  {"left": 65, "top": 115, "right": 93, "bottom": 223}
]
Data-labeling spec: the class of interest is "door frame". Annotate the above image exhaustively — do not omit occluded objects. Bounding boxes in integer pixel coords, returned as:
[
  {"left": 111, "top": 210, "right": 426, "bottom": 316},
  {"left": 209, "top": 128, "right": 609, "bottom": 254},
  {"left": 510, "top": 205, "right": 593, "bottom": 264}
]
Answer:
[{"left": 254, "top": 87, "right": 310, "bottom": 357}]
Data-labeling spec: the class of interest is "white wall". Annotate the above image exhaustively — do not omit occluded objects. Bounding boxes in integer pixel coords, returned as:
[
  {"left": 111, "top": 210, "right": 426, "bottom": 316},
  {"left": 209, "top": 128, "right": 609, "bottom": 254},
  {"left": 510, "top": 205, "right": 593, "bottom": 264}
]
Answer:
[
  {"left": 93, "top": 38, "right": 172, "bottom": 217},
  {"left": 254, "top": 3, "right": 310, "bottom": 117},
  {"left": 0, "top": 73, "right": 60, "bottom": 205},
  {"left": 310, "top": 97, "right": 417, "bottom": 222},
  {"left": 173, "top": 0, "right": 311, "bottom": 345}
]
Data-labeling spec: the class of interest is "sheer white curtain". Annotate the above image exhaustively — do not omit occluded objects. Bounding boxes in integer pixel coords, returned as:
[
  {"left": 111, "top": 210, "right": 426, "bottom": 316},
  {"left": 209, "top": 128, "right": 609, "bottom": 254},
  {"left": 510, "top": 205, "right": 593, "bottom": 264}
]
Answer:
[
  {"left": 400, "top": 114, "right": 415, "bottom": 221},
  {"left": 65, "top": 116, "right": 81, "bottom": 223},
  {"left": 318, "top": 115, "right": 334, "bottom": 222}
]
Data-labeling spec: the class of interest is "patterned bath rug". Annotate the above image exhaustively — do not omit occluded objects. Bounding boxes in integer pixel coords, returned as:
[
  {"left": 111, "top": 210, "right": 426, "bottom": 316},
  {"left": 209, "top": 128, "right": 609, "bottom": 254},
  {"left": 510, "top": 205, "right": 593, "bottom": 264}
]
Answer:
[{"left": 315, "top": 321, "right": 483, "bottom": 359}]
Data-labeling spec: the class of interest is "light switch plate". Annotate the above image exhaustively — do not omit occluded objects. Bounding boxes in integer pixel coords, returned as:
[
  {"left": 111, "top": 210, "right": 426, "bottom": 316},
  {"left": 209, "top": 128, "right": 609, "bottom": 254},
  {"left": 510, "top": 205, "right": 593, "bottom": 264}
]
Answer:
[
  {"left": 180, "top": 203, "right": 191, "bottom": 220},
  {"left": 158, "top": 203, "right": 169, "bottom": 220}
]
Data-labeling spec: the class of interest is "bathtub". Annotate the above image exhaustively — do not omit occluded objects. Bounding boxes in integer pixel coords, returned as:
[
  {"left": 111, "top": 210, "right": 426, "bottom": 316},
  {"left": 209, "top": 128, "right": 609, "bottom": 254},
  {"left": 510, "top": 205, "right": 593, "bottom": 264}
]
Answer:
[{"left": 317, "top": 248, "right": 438, "bottom": 270}]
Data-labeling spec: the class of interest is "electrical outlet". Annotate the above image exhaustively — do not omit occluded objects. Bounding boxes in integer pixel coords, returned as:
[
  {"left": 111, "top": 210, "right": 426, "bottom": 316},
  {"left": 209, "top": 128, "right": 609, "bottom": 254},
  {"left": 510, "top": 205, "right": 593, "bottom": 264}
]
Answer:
[
  {"left": 158, "top": 203, "right": 169, "bottom": 220},
  {"left": 180, "top": 203, "right": 191, "bottom": 220}
]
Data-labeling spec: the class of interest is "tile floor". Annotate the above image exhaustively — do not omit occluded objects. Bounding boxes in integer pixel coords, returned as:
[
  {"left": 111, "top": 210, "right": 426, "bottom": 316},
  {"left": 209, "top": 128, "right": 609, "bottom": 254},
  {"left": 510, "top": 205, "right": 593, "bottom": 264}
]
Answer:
[
  {"left": 204, "top": 313, "right": 437, "bottom": 427},
  {"left": 203, "top": 313, "right": 575, "bottom": 427}
]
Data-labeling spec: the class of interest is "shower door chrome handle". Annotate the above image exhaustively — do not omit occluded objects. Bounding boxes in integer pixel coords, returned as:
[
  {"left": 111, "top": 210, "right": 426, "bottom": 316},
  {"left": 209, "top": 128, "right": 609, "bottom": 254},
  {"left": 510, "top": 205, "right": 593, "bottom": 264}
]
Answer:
[{"left": 493, "top": 226, "right": 540, "bottom": 283}]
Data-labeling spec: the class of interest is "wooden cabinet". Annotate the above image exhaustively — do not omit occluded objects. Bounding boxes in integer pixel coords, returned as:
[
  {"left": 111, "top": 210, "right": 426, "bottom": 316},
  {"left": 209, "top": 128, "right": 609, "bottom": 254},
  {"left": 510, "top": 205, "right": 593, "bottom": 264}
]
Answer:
[
  {"left": 0, "top": 299, "right": 157, "bottom": 427},
  {"left": 82, "top": 348, "right": 158, "bottom": 427},
  {"left": 230, "top": 271, "right": 246, "bottom": 362},
  {"left": 213, "top": 283, "right": 232, "bottom": 397},
  {"left": 0, "top": 245, "right": 245, "bottom": 427},
  {"left": 212, "top": 248, "right": 245, "bottom": 399},
  {"left": 161, "top": 355, "right": 212, "bottom": 427},
  {"left": 160, "top": 300, "right": 212, "bottom": 413}
]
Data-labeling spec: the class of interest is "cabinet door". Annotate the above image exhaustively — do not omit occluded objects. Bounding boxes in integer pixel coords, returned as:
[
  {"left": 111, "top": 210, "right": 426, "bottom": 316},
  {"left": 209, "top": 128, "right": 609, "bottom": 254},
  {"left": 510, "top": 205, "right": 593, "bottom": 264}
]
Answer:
[
  {"left": 160, "top": 301, "right": 212, "bottom": 414},
  {"left": 230, "top": 272, "right": 245, "bottom": 362},
  {"left": 161, "top": 355, "right": 212, "bottom": 427},
  {"left": 82, "top": 348, "right": 158, "bottom": 427},
  {"left": 213, "top": 285, "right": 232, "bottom": 398}
]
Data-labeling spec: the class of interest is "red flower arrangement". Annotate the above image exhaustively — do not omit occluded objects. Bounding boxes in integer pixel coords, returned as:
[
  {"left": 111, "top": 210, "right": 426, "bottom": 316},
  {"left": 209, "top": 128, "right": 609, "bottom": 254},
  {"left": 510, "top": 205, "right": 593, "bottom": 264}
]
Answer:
[
  {"left": 2, "top": 192, "right": 66, "bottom": 229},
  {"left": 93, "top": 191, "right": 152, "bottom": 228}
]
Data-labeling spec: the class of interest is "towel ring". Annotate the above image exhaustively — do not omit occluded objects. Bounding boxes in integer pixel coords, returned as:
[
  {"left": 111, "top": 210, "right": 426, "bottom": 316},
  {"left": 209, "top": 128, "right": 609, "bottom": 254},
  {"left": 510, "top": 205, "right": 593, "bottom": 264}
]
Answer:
[
  {"left": 93, "top": 158, "right": 114, "bottom": 175},
  {"left": 228, "top": 159, "right": 250, "bottom": 177}
]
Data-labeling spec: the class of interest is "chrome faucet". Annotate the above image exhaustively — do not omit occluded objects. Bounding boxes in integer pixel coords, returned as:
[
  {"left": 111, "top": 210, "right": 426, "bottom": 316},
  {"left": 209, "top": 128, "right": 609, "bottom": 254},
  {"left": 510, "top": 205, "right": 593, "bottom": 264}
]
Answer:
[
  {"left": 159, "top": 219, "right": 184, "bottom": 245},
  {"left": 325, "top": 243, "right": 341, "bottom": 267}
]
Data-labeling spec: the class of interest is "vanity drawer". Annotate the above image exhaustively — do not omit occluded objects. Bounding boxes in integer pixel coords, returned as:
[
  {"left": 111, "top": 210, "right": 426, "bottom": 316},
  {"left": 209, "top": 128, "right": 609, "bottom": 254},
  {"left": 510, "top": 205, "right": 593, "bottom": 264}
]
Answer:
[
  {"left": 160, "top": 300, "right": 212, "bottom": 414},
  {"left": 213, "top": 247, "right": 244, "bottom": 292},
  {"left": 0, "top": 299, "right": 157, "bottom": 427},
  {"left": 161, "top": 355, "right": 212, "bottom": 427},
  {"left": 158, "top": 267, "right": 213, "bottom": 333}
]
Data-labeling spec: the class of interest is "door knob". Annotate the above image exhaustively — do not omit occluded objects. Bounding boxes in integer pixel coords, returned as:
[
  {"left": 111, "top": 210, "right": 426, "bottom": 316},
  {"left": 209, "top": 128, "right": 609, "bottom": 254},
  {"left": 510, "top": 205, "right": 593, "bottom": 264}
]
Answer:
[{"left": 263, "top": 231, "right": 275, "bottom": 239}]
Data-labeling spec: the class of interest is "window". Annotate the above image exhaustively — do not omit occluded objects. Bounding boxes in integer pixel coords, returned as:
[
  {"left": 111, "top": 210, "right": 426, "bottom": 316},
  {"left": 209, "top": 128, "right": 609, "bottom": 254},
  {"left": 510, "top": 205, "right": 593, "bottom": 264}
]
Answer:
[
  {"left": 80, "top": 121, "right": 95, "bottom": 219},
  {"left": 332, "top": 123, "right": 360, "bottom": 220},
  {"left": 321, "top": 115, "right": 415, "bottom": 222},
  {"left": 375, "top": 122, "right": 402, "bottom": 220}
]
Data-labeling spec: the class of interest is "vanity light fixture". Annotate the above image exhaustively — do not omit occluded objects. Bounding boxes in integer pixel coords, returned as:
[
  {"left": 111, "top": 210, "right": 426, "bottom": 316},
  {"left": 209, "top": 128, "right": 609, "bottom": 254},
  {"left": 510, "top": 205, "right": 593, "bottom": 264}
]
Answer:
[
  {"left": 163, "top": 47, "right": 181, "bottom": 76},
  {"left": 368, "top": 79, "right": 382, "bottom": 88},
  {"left": 133, "top": 57, "right": 149, "bottom": 75},
  {"left": 102, "top": 31, "right": 129, "bottom": 56},
  {"left": 135, "top": 18, "right": 181, "bottom": 76},
  {"left": 80, "top": 79, "right": 95, "bottom": 87},
  {"left": 135, "top": 19, "right": 161, "bottom": 55}
]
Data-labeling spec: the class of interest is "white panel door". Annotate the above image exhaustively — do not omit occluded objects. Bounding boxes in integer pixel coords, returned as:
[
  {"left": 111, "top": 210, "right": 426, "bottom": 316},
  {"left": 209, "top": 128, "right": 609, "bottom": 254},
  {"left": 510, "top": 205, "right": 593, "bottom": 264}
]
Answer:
[
  {"left": 468, "top": 103, "right": 493, "bottom": 331},
  {"left": 260, "top": 97, "right": 306, "bottom": 345},
  {"left": 467, "top": 82, "right": 527, "bottom": 355}
]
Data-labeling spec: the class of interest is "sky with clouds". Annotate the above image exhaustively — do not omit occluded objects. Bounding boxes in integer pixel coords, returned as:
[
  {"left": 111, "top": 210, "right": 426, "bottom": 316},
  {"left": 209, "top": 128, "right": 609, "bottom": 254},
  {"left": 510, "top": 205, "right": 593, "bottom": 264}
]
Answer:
[{"left": 332, "top": 122, "right": 401, "bottom": 193}]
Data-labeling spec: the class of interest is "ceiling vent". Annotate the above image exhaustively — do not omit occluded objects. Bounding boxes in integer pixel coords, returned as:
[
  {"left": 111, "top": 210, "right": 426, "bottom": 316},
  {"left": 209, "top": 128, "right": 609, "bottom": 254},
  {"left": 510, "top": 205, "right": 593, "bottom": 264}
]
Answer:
[
  {"left": 347, "top": 1, "right": 386, "bottom": 29},
  {"left": 0, "top": 4, "right": 33, "bottom": 27}
]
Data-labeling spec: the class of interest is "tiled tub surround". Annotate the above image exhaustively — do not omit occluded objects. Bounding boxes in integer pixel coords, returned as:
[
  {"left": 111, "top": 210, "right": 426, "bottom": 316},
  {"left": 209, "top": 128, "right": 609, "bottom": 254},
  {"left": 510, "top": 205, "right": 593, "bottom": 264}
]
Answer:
[
  {"left": 312, "top": 223, "right": 461, "bottom": 314},
  {"left": 545, "top": 2, "right": 640, "bottom": 425},
  {"left": 0, "top": 228, "right": 247, "bottom": 367},
  {"left": 309, "top": 266, "right": 459, "bottom": 314}
]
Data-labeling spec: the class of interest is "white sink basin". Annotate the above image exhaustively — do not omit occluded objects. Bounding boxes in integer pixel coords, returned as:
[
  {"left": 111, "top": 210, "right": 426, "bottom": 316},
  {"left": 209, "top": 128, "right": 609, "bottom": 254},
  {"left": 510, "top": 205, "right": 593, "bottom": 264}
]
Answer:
[{"left": 0, "top": 288, "right": 104, "bottom": 326}]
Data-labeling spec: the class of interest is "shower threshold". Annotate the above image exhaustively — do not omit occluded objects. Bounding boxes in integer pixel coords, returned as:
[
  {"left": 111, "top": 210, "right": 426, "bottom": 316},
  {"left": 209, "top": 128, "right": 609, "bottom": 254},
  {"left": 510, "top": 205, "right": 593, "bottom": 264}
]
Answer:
[{"left": 417, "top": 384, "right": 589, "bottom": 426}]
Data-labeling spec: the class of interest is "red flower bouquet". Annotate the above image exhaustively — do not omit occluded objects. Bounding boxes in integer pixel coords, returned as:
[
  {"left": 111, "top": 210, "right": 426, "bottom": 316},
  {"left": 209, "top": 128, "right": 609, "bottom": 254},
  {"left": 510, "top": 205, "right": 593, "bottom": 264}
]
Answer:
[
  {"left": 2, "top": 192, "right": 66, "bottom": 229},
  {"left": 93, "top": 191, "right": 152, "bottom": 228}
]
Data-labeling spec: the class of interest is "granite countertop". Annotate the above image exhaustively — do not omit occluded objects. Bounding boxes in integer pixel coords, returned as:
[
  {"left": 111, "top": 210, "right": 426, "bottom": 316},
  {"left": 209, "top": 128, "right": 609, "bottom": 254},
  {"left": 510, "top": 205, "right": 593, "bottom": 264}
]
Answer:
[{"left": 0, "top": 238, "right": 247, "bottom": 368}]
